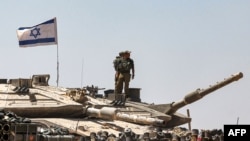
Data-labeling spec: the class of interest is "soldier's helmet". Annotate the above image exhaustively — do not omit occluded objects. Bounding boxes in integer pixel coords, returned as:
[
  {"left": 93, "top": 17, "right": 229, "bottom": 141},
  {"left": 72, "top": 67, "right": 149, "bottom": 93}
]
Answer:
[
  {"left": 124, "top": 50, "right": 131, "bottom": 54},
  {"left": 119, "top": 51, "right": 124, "bottom": 56}
]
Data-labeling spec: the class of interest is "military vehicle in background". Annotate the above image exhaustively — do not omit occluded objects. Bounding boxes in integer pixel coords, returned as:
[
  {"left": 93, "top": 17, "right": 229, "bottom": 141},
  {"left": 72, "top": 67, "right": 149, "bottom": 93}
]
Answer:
[{"left": 0, "top": 72, "right": 243, "bottom": 140}]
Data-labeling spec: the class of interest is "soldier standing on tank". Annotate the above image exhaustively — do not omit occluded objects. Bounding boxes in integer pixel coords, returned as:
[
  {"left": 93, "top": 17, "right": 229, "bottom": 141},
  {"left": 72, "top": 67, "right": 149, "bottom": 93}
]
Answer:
[
  {"left": 115, "top": 50, "right": 135, "bottom": 98},
  {"left": 113, "top": 51, "right": 124, "bottom": 86},
  {"left": 110, "top": 51, "right": 124, "bottom": 104}
]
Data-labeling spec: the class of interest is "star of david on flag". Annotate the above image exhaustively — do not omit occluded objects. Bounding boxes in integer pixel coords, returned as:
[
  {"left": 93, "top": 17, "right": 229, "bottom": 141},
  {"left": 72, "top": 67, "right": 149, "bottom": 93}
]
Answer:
[{"left": 16, "top": 17, "right": 57, "bottom": 47}]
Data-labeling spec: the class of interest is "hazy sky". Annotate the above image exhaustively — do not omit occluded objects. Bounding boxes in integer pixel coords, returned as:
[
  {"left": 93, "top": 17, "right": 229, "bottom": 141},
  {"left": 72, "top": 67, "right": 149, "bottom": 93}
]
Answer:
[{"left": 1, "top": 0, "right": 250, "bottom": 130}]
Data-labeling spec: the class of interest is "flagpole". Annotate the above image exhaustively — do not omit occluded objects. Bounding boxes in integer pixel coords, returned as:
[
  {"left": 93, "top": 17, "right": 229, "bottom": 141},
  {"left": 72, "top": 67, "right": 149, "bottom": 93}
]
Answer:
[
  {"left": 81, "top": 57, "right": 84, "bottom": 87},
  {"left": 54, "top": 17, "right": 59, "bottom": 87},
  {"left": 57, "top": 44, "right": 59, "bottom": 87}
]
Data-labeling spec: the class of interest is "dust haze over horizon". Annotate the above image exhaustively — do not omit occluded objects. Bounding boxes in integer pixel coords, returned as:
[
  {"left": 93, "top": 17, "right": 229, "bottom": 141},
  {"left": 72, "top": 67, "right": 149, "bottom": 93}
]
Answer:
[{"left": 1, "top": 0, "right": 250, "bottom": 130}]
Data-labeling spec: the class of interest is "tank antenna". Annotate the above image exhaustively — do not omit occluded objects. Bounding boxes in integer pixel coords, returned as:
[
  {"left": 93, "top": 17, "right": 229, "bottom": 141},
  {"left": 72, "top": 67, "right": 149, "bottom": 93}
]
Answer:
[
  {"left": 81, "top": 57, "right": 84, "bottom": 87},
  {"left": 187, "top": 109, "right": 191, "bottom": 130}
]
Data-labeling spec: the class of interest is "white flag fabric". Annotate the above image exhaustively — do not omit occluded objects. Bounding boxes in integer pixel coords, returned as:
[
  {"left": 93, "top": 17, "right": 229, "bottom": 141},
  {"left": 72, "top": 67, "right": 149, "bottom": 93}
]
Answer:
[{"left": 17, "top": 18, "right": 57, "bottom": 47}]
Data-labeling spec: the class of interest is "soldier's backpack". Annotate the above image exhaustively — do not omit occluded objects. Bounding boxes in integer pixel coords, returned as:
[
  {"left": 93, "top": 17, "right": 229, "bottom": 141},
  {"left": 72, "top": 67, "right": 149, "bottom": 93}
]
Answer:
[{"left": 113, "top": 56, "right": 121, "bottom": 71}]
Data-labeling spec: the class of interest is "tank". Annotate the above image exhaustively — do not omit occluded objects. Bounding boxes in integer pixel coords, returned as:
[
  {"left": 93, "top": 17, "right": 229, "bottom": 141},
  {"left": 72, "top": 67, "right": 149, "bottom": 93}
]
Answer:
[{"left": 0, "top": 72, "right": 243, "bottom": 140}]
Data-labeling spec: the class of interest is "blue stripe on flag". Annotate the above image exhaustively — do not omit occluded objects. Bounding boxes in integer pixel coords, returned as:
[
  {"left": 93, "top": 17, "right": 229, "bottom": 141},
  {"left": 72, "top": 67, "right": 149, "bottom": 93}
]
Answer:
[
  {"left": 18, "top": 19, "right": 55, "bottom": 30},
  {"left": 19, "top": 38, "right": 56, "bottom": 46}
]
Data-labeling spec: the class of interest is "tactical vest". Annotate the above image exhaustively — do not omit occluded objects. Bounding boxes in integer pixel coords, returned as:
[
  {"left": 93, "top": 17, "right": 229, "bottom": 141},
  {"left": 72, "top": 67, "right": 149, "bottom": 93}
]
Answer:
[{"left": 117, "top": 58, "right": 133, "bottom": 73}]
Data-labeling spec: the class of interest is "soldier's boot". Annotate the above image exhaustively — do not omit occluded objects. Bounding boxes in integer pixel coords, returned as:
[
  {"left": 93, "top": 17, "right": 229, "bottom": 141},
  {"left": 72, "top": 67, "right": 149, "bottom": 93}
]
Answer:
[
  {"left": 110, "top": 100, "right": 116, "bottom": 104},
  {"left": 119, "top": 94, "right": 126, "bottom": 106},
  {"left": 116, "top": 94, "right": 123, "bottom": 106},
  {"left": 114, "top": 99, "right": 122, "bottom": 106},
  {"left": 113, "top": 94, "right": 120, "bottom": 106},
  {"left": 116, "top": 101, "right": 122, "bottom": 106},
  {"left": 115, "top": 94, "right": 126, "bottom": 106},
  {"left": 110, "top": 93, "right": 119, "bottom": 104}
]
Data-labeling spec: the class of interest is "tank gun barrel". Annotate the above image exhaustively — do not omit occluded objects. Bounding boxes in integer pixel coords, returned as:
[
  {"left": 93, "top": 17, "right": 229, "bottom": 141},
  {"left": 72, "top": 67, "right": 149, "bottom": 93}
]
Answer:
[
  {"left": 85, "top": 107, "right": 165, "bottom": 126},
  {"left": 166, "top": 72, "right": 243, "bottom": 114},
  {"left": 115, "top": 113, "right": 165, "bottom": 126}
]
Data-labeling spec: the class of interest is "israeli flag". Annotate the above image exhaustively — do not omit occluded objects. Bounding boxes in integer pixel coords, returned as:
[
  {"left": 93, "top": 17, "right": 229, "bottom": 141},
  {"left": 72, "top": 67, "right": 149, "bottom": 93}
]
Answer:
[{"left": 17, "top": 18, "right": 57, "bottom": 47}]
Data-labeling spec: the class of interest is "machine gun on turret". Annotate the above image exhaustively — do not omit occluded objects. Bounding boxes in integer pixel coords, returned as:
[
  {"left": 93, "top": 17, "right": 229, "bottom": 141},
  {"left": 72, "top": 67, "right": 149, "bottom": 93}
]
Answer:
[{"left": 83, "top": 85, "right": 105, "bottom": 98}]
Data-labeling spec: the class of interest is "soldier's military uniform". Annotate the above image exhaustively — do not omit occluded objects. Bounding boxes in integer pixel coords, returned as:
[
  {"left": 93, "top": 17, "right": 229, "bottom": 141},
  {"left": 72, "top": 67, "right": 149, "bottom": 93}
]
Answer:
[{"left": 115, "top": 51, "right": 135, "bottom": 96}]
